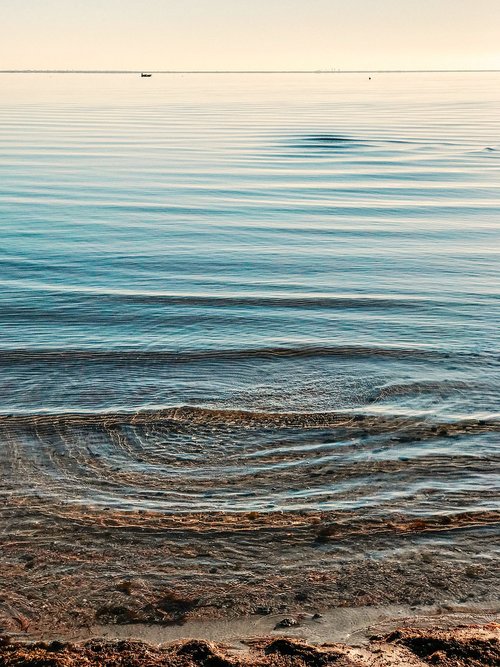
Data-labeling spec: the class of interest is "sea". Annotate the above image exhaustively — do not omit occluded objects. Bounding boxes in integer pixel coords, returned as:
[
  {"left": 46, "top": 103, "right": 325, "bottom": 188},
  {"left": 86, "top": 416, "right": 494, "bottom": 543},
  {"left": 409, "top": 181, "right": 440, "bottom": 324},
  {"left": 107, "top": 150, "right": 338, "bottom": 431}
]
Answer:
[{"left": 0, "top": 72, "right": 499, "bottom": 517}]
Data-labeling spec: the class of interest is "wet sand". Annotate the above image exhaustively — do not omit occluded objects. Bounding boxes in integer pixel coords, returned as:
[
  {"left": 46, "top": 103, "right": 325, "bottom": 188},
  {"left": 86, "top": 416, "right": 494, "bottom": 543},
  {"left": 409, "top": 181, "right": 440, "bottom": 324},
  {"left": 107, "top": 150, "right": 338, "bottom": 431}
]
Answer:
[
  {"left": 1, "top": 622, "right": 499, "bottom": 666},
  {"left": 45, "top": 602, "right": 500, "bottom": 648}
]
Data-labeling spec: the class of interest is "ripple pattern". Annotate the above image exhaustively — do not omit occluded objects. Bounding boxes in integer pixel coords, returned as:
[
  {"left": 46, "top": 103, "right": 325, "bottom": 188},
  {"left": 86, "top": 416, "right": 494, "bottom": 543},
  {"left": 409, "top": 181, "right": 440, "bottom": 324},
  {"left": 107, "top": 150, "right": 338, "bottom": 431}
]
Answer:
[
  {"left": 0, "top": 408, "right": 498, "bottom": 516},
  {"left": 0, "top": 72, "right": 499, "bottom": 518}
]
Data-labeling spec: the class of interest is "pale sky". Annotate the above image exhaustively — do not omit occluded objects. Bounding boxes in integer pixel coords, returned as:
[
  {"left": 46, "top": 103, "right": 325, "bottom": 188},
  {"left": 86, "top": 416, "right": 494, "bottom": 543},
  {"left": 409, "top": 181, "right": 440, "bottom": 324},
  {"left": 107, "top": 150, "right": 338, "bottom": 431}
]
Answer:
[{"left": 1, "top": 0, "right": 499, "bottom": 71}]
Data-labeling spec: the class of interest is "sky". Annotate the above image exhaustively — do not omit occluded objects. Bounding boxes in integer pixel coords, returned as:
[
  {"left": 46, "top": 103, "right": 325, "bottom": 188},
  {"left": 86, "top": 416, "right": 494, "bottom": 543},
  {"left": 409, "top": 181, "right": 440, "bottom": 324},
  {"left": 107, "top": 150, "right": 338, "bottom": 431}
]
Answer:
[{"left": 1, "top": 0, "right": 499, "bottom": 71}]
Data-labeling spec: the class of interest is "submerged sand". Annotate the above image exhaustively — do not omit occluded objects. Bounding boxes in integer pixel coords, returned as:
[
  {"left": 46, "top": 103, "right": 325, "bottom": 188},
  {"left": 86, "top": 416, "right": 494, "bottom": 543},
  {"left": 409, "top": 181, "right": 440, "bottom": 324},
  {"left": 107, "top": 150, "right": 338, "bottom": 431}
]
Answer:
[
  {"left": 1, "top": 505, "right": 499, "bottom": 635},
  {"left": 1, "top": 409, "right": 498, "bottom": 662}
]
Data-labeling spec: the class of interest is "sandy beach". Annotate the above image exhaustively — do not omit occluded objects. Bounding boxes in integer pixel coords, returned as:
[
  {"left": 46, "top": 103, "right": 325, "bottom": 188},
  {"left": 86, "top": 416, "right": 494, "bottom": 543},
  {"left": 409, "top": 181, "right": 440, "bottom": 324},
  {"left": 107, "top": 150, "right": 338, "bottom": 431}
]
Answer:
[{"left": 1, "top": 622, "right": 499, "bottom": 665}]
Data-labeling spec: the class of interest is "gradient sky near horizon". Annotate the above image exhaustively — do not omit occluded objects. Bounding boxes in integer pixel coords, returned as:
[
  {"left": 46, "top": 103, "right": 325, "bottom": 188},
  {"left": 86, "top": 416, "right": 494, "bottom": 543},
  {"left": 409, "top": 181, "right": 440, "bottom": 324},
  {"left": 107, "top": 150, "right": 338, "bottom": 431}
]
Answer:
[{"left": 1, "top": 0, "right": 499, "bottom": 71}]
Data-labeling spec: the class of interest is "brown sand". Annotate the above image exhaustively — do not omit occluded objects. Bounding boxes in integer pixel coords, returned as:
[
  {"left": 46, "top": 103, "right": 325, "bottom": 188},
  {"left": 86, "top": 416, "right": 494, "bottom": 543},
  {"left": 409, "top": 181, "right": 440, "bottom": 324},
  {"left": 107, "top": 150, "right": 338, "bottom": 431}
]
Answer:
[{"left": 1, "top": 623, "right": 499, "bottom": 666}]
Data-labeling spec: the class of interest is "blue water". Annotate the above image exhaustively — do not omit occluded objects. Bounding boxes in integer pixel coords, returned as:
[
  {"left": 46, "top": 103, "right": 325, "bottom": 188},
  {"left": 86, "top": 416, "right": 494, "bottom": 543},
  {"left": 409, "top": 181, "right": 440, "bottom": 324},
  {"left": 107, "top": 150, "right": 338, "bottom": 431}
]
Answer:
[{"left": 0, "top": 73, "right": 499, "bottom": 515}]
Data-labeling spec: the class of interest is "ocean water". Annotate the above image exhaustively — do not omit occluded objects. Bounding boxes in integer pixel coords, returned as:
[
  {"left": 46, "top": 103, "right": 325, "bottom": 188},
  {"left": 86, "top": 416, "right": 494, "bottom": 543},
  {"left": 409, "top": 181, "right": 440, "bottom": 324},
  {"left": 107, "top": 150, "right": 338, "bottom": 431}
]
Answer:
[{"left": 0, "top": 72, "right": 499, "bottom": 516}]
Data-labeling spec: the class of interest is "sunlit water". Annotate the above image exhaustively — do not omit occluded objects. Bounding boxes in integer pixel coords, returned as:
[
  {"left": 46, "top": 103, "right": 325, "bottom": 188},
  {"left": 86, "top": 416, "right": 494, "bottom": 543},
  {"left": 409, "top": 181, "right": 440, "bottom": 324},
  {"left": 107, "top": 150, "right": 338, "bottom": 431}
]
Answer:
[{"left": 0, "top": 73, "right": 499, "bottom": 516}]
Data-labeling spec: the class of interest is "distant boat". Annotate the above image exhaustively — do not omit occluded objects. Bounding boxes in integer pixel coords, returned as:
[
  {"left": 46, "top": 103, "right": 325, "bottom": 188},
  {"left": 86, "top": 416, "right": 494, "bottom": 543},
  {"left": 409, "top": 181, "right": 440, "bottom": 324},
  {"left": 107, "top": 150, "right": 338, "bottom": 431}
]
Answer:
[{"left": 141, "top": 73, "right": 152, "bottom": 78}]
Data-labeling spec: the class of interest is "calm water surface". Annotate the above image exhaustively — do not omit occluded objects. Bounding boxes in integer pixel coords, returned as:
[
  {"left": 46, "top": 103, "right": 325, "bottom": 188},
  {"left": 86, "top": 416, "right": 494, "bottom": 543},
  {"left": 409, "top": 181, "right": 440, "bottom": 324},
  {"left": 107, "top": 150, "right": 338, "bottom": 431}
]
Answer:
[{"left": 0, "top": 73, "right": 499, "bottom": 515}]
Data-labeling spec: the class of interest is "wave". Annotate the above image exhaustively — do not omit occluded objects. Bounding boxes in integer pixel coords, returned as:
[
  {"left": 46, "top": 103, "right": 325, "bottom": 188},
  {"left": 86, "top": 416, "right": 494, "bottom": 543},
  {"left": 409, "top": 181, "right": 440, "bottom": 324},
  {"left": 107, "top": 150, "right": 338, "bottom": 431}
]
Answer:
[
  {"left": 303, "top": 135, "right": 357, "bottom": 143},
  {"left": 0, "top": 344, "right": 490, "bottom": 365},
  {"left": 291, "top": 134, "right": 370, "bottom": 150},
  {"left": 367, "top": 379, "right": 482, "bottom": 401},
  {"left": 1, "top": 404, "right": 498, "bottom": 517},
  {"left": 0, "top": 293, "right": 445, "bottom": 313},
  {"left": 1, "top": 405, "right": 498, "bottom": 436},
  {"left": 96, "top": 293, "right": 439, "bottom": 311}
]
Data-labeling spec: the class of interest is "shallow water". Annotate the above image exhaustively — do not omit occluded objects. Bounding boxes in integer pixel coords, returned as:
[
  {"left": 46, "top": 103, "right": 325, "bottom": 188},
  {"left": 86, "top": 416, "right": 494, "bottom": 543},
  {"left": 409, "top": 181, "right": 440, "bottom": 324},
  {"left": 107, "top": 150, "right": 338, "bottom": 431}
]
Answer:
[{"left": 0, "top": 72, "right": 499, "bottom": 517}]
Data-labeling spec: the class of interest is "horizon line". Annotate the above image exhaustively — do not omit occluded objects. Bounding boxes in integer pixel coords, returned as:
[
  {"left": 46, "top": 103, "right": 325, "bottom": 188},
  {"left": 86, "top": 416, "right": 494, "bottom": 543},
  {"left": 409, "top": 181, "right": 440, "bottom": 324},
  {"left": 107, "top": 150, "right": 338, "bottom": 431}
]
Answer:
[{"left": 2, "top": 68, "right": 500, "bottom": 74}]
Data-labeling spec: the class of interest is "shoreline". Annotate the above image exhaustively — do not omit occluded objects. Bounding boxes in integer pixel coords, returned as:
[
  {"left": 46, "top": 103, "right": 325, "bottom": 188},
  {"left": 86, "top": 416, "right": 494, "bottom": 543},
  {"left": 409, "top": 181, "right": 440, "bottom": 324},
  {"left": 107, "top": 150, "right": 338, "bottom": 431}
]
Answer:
[
  {"left": 2, "top": 617, "right": 499, "bottom": 666},
  {"left": 35, "top": 602, "right": 500, "bottom": 647}
]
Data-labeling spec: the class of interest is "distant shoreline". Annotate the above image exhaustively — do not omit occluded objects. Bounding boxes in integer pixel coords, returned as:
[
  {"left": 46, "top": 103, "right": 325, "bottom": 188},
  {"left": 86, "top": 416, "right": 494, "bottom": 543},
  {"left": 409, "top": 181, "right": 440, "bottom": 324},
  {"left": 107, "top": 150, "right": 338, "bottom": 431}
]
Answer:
[{"left": 1, "top": 69, "right": 500, "bottom": 74}]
